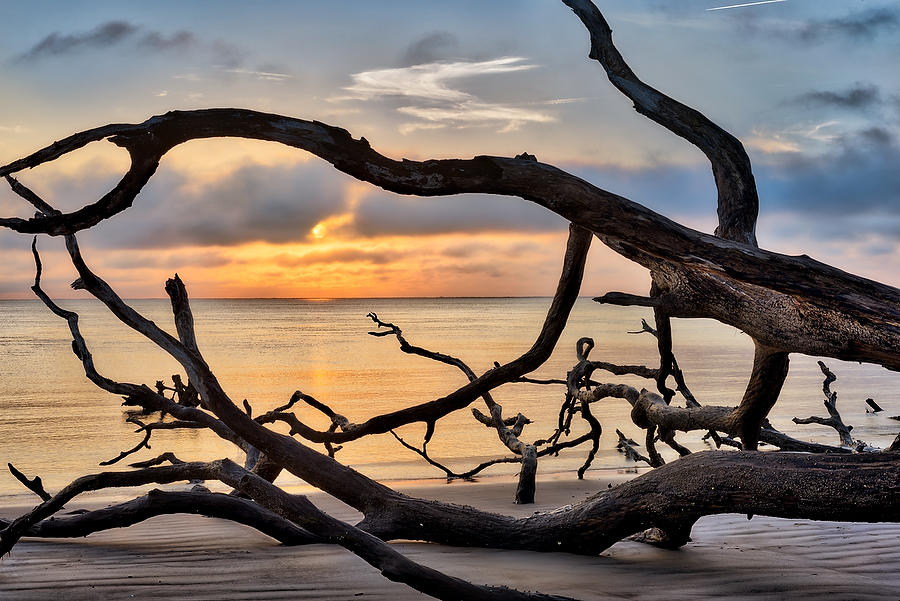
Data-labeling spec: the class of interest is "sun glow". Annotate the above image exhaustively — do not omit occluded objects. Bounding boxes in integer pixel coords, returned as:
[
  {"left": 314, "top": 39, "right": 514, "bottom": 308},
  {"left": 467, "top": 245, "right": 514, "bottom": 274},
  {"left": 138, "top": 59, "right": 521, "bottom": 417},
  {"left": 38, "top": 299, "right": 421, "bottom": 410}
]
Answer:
[{"left": 311, "top": 223, "right": 326, "bottom": 239}]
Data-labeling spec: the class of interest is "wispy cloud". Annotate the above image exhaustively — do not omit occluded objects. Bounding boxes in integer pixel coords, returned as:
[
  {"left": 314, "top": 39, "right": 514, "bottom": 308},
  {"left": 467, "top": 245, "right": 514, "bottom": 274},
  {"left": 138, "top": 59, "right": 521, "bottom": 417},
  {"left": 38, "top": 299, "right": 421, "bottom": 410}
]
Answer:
[
  {"left": 398, "top": 101, "right": 555, "bottom": 133},
  {"left": 746, "top": 121, "right": 844, "bottom": 155},
  {"left": 341, "top": 57, "right": 535, "bottom": 103},
  {"left": 226, "top": 68, "right": 293, "bottom": 82},
  {"left": 337, "top": 57, "right": 555, "bottom": 133},
  {"left": 745, "top": 130, "right": 801, "bottom": 154}
]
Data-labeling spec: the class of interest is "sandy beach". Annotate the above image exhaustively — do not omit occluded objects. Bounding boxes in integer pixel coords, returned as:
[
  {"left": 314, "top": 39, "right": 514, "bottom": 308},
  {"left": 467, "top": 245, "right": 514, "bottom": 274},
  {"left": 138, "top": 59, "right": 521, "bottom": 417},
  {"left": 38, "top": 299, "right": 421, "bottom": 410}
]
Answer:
[{"left": 2, "top": 471, "right": 899, "bottom": 600}]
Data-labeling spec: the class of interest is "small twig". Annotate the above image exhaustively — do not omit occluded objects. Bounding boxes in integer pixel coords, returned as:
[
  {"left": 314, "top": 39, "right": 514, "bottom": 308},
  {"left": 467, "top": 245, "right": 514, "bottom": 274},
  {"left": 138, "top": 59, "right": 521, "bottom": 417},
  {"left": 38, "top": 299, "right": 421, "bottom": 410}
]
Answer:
[
  {"left": 99, "top": 418, "right": 153, "bottom": 466},
  {"left": 129, "top": 452, "right": 186, "bottom": 468},
  {"left": 8, "top": 463, "right": 52, "bottom": 501},
  {"left": 792, "top": 362, "right": 855, "bottom": 448},
  {"left": 615, "top": 430, "right": 650, "bottom": 465}
]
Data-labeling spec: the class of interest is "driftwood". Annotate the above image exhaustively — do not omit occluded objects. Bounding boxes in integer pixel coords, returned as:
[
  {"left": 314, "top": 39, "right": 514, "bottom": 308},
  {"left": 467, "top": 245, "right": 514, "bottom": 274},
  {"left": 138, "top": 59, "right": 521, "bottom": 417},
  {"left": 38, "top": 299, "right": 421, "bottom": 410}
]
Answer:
[{"left": 2, "top": 2, "right": 900, "bottom": 600}]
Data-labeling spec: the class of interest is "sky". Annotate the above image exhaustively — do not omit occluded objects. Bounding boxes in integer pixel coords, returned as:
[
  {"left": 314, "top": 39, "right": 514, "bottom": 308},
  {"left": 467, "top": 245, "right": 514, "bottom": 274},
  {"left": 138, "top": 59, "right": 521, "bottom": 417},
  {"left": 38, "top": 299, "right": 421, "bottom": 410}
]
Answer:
[{"left": 0, "top": 0, "right": 898, "bottom": 299}]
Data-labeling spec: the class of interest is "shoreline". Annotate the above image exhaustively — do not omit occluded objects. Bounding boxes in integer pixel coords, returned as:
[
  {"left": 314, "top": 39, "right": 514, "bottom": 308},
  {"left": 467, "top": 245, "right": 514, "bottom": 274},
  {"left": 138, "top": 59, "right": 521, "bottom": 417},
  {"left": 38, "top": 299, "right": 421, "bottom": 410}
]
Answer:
[
  {"left": 0, "top": 463, "right": 653, "bottom": 508},
  {"left": 2, "top": 471, "right": 899, "bottom": 600}
]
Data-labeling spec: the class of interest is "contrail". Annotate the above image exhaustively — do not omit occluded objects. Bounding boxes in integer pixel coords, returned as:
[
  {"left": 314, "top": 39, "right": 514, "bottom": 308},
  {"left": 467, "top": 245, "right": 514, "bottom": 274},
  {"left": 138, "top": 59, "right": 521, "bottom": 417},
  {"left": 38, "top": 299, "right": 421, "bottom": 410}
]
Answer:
[{"left": 707, "top": 0, "right": 786, "bottom": 11}]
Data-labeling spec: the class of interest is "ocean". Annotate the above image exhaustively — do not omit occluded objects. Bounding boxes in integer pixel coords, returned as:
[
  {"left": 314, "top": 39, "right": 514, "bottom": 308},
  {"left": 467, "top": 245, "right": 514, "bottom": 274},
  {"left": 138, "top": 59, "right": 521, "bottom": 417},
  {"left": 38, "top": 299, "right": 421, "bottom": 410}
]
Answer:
[{"left": 1, "top": 297, "right": 897, "bottom": 502}]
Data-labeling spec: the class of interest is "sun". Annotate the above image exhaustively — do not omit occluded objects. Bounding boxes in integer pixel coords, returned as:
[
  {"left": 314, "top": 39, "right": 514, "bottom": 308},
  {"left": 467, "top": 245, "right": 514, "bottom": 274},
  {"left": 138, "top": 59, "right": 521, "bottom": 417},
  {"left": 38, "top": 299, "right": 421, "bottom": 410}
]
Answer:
[{"left": 310, "top": 223, "right": 326, "bottom": 240}]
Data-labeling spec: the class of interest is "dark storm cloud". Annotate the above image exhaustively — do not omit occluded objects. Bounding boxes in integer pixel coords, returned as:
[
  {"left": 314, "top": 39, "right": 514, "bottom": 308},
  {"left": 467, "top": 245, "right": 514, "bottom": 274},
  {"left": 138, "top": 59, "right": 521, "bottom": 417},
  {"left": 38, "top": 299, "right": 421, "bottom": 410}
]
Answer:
[
  {"left": 17, "top": 21, "right": 139, "bottom": 61},
  {"left": 400, "top": 32, "right": 459, "bottom": 66},
  {"left": 798, "top": 8, "right": 899, "bottom": 42},
  {"left": 791, "top": 84, "right": 882, "bottom": 111},
  {"left": 351, "top": 191, "right": 567, "bottom": 237}
]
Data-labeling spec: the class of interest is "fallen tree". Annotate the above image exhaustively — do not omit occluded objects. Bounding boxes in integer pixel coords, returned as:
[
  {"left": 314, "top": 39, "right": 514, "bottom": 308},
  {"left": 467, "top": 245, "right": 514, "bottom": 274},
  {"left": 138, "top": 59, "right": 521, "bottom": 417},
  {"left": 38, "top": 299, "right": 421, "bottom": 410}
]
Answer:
[{"left": 2, "top": 1, "right": 899, "bottom": 599}]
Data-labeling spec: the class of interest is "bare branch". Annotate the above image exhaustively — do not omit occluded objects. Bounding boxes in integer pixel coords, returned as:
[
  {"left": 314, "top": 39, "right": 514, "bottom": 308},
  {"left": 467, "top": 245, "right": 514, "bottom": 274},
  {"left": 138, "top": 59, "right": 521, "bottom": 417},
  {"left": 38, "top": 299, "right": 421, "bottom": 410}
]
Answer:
[
  {"left": 3, "top": 489, "right": 321, "bottom": 546},
  {"left": 2, "top": 107, "right": 897, "bottom": 371},
  {"left": 0, "top": 459, "right": 577, "bottom": 601},
  {"left": 5, "top": 175, "right": 60, "bottom": 216},
  {"left": 792, "top": 361, "right": 855, "bottom": 448},
  {"left": 7, "top": 463, "right": 51, "bottom": 501},
  {"left": 561, "top": 0, "right": 759, "bottom": 245},
  {"left": 593, "top": 292, "right": 660, "bottom": 307},
  {"left": 99, "top": 418, "right": 153, "bottom": 466},
  {"left": 129, "top": 452, "right": 186, "bottom": 468},
  {"left": 615, "top": 430, "right": 650, "bottom": 465},
  {"left": 730, "top": 345, "right": 791, "bottom": 450}
]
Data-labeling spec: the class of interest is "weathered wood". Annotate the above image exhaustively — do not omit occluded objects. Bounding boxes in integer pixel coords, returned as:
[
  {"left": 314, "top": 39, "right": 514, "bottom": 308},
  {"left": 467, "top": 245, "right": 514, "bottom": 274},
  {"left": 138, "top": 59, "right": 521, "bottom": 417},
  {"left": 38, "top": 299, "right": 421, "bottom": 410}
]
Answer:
[
  {"left": 5, "top": 452, "right": 900, "bottom": 561},
  {"left": 367, "top": 309, "right": 553, "bottom": 503},
  {"left": 4, "top": 112, "right": 897, "bottom": 375},
  {"left": 7, "top": 464, "right": 51, "bottom": 501},
  {"left": 793, "top": 362, "right": 856, "bottom": 448},
  {"left": 1, "top": 489, "right": 321, "bottom": 545},
  {"left": 3, "top": 3, "right": 900, "bottom": 600},
  {"left": 0, "top": 461, "right": 577, "bottom": 601},
  {"left": 866, "top": 398, "right": 884, "bottom": 413},
  {"left": 730, "top": 346, "right": 790, "bottom": 450},
  {"left": 560, "top": 0, "right": 759, "bottom": 246}
]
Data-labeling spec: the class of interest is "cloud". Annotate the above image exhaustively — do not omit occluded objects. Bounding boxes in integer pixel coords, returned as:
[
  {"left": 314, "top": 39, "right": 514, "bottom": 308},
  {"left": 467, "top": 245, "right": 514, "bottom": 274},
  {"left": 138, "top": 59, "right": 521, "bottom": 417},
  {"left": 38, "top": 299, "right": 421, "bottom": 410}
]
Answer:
[
  {"left": 564, "top": 124, "right": 900, "bottom": 244},
  {"left": 565, "top": 162, "right": 719, "bottom": 222},
  {"left": 342, "top": 57, "right": 535, "bottom": 103},
  {"left": 351, "top": 190, "right": 567, "bottom": 238},
  {"left": 798, "top": 8, "right": 899, "bottom": 42},
  {"left": 14, "top": 21, "right": 250, "bottom": 69},
  {"left": 34, "top": 161, "right": 353, "bottom": 249},
  {"left": 225, "top": 68, "right": 292, "bottom": 82},
  {"left": 734, "top": 7, "right": 900, "bottom": 45},
  {"left": 791, "top": 83, "right": 882, "bottom": 110},
  {"left": 17, "top": 21, "right": 139, "bottom": 61},
  {"left": 745, "top": 131, "right": 801, "bottom": 154},
  {"left": 755, "top": 127, "right": 900, "bottom": 223},
  {"left": 397, "top": 101, "right": 554, "bottom": 133},
  {"left": 274, "top": 247, "right": 411, "bottom": 267},
  {"left": 337, "top": 57, "right": 554, "bottom": 133},
  {"left": 103, "top": 249, "right": 232, "bottom": 270},
  {"left": 138, "top": 30, "right": 196, "bottom": 51},
  {"left": 400, "top": 32, "right": 459, "bottom": 67},
  {"left": 747, "top": 121, "right": 846, "bottom": 156}
]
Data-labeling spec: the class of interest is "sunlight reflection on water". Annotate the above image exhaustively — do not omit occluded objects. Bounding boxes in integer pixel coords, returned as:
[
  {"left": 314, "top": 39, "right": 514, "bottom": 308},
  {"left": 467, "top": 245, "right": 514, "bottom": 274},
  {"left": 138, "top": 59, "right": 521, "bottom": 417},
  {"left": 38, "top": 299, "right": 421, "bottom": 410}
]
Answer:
[{"left": 0, "top": 297, "right": 897, "bottom": 500}]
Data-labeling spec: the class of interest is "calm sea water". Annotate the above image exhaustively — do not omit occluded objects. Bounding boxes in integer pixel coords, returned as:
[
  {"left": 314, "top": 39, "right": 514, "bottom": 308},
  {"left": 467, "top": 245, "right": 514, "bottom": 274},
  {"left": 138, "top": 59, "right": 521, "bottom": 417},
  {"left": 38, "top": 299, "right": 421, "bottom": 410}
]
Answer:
[{"left": 1, "top": 298, "right": 897, "bottom": 502}]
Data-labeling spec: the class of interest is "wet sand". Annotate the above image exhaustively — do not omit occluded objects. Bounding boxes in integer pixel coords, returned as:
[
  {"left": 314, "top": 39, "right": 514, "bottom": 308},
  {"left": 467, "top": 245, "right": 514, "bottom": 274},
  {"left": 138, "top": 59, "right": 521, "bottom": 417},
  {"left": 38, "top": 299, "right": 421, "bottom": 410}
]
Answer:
[{"left": 2, "top": 473, "right": 899, "bottom": 600}]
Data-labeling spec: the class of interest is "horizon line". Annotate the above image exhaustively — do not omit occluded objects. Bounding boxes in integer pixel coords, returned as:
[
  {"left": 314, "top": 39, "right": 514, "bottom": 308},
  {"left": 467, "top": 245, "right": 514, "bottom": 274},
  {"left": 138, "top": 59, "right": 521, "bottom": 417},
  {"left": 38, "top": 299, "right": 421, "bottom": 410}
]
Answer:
[{"left": 0, "top": 295, "right": 605, "bottom": 301}]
